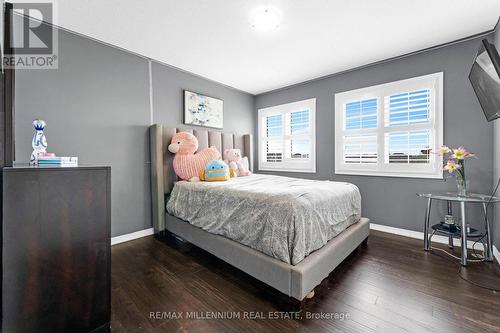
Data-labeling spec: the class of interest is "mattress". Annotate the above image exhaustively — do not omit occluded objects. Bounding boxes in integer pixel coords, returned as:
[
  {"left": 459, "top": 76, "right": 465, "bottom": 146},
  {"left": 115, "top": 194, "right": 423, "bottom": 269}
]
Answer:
[{"left": 166, "top": 174, "right": 361, "bottom": 265}]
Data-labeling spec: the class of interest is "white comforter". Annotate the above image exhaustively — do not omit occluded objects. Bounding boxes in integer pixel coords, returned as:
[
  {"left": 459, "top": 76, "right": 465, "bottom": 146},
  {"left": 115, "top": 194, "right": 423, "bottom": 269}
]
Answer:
[{"left": 166, "top": 174, "right": 361, "bottom": 265}]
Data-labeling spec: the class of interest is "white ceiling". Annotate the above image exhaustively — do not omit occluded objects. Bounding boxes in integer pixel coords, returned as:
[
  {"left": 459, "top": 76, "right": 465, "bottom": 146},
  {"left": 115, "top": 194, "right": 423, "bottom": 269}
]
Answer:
[{"left": 52, "top": 0, "right": 500, "bottom": 95}]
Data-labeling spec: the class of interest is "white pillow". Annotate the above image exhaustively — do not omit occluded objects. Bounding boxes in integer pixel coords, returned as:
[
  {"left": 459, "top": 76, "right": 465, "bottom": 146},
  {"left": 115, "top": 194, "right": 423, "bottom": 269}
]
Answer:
[{"left": 241, "top": 156, "right": 250, "bottom": 170}]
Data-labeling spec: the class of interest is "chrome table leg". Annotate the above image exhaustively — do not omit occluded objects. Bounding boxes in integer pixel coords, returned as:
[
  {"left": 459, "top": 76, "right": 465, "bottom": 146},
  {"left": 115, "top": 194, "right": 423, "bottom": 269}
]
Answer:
[
  {"left": 447, "top": 201, "right": 454, "bottom": 249},
  {"left": 482, "top": 202, "right": 494, "bottom": 261},
  {"left": 424, "top": 198, "right": 432, "bottom": 251},
  {"left": 460, "top": 201, "right": 468, "bottom": 266}
]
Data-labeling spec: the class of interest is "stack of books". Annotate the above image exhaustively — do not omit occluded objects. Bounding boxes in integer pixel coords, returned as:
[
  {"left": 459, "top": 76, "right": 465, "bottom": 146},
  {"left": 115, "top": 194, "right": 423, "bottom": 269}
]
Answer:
[{"left": 38, "top": 156, "right": 78, "bottom": 167}]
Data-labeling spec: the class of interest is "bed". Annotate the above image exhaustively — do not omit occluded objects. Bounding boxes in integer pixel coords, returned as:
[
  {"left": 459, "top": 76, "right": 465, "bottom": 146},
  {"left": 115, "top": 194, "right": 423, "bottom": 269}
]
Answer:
[{"left": 150, "top": 124, "right": 369, "bottom": 301}]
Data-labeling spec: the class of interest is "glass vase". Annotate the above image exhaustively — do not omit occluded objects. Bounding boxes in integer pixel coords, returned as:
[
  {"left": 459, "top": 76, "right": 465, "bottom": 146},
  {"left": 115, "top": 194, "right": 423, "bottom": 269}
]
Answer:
[{"left": 456, "top": 177, "right": 467, "bottom": 197}]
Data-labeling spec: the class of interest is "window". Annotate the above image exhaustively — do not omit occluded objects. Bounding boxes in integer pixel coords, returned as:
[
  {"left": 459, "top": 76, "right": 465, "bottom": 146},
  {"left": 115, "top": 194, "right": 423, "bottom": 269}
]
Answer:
[
  {"left": 258, "top": 98, "right": 316, "bottom": 172},
  {"left": 335, "top": 73, "right": 443, "bottom": 178}
]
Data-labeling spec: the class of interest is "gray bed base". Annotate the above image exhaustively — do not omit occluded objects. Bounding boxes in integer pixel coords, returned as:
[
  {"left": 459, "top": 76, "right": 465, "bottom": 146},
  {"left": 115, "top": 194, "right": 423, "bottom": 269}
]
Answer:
[
  {"left": 166, "top": 214, "right": 369, "bottom": 300},
  {"left": 150, "top": 124, "right": 370, "bottom": 301}
]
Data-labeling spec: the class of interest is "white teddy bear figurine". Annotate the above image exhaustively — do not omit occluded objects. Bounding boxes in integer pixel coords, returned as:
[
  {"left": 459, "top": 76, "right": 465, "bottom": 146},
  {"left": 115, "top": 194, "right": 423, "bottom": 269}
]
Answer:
[
  {"left": 224, "top": 148, "right": 251, "bottom": 177},
  {"left": 31, "top": 119, "right": 47, "bottom": 164}
]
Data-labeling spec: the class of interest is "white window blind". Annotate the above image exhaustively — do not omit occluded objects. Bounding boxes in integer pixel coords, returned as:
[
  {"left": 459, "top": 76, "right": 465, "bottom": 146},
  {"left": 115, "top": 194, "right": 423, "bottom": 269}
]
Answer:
[
  {"left": 265, "top": 140, "right": 283, "bottom": 163},
  {"left": 385, "top": 130, "right": 430, "bottom": 164},
  {"left": 385, "top": 89, "right": 431, "bottom": 126},
  {"left": 258, "top": 99, "right": 316, "bottom": 173},
  {"left": 344, "top": 135, "right": 378, "bottom": 164},
  {"left": 335, "top": 73, "right": 443, "bottom": 178},
  {"left": 345, "top": 98, "right": 377, "bottom": 129},
  {"left": 264, "top": 114, "right": 283, "bottom": 163}
]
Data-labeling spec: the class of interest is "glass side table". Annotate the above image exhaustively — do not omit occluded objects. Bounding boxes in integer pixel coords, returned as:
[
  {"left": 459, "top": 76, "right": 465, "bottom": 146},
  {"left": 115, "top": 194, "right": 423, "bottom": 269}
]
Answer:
[{"left": 417, "top": 192, "right": 500, "bottom": 266}]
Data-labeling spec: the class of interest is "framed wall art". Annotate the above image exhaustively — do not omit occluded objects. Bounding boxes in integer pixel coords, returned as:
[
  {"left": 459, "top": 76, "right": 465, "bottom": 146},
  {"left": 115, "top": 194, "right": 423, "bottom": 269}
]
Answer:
[{"left": 183, "top": 90, "right": 223, "bottom": 129}]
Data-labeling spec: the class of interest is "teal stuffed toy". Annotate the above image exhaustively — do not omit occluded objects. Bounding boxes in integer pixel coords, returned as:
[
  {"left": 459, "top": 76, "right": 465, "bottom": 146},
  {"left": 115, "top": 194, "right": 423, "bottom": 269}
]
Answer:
[{"left": 199, "top": 160, "right": 235, "bottom": 181}]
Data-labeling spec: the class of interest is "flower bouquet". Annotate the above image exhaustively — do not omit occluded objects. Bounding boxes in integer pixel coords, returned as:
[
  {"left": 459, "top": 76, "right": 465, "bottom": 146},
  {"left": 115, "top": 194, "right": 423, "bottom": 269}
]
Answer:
[{"left": 437, "top": 146, "right": 475, "bottom": 196}]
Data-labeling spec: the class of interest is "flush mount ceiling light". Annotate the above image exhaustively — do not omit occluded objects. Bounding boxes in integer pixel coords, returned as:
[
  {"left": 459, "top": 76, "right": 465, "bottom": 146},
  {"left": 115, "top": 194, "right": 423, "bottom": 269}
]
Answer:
[{"left": 250, "top": 6, "right": 282, "bottom": 32}]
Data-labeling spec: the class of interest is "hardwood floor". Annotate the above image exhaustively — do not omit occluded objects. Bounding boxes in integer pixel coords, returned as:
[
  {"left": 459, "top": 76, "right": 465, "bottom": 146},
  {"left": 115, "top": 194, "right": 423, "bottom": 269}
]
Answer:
[{"left": 111, "top": 231, "right": 500, "bottom": 333}]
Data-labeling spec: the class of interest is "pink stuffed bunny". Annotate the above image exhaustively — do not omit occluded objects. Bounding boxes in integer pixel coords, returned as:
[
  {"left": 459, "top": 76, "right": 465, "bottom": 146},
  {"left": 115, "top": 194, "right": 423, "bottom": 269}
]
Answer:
[
  {"left": 224, "top": 148, "right": 251, "bottom": 177},
  {"left": 168, "top": 132, "right": 220, "bottom": 181}
]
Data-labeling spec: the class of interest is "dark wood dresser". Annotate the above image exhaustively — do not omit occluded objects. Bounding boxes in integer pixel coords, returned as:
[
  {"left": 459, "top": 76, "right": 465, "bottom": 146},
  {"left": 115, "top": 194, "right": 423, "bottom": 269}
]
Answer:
[{"left": 2, "top": 166, "right": 111, "bottom": 333}]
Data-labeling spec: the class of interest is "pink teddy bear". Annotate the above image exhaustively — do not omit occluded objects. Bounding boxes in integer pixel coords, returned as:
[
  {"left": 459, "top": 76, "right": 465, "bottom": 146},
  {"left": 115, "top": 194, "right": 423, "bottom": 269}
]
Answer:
[
  {"left": 168, "top": 132, "right": 220, "bottom": 181},
  {"left": 224, "top": 148, "right": 251, "bottom": 177}
]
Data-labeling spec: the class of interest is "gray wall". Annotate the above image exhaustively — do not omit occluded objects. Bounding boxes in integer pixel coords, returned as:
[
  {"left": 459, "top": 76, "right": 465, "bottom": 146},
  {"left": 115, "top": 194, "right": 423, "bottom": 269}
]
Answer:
[
  {"left": 14, "top": 28, "right": 254, "bottom": 237},
  {"left": 256, "top": 35, "right": 495, "bottom": 233},
  {"left": 151, "top": 62, "right": 255, "bottom": 135},
  {"left": 494, "top": 30, "right": 500, "bottom": 250}
]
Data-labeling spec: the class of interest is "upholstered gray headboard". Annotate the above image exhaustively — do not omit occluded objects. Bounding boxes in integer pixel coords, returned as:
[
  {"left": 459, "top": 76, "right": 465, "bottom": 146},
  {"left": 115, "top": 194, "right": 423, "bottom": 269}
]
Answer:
[{"left": 149, "top": 124, "right": 253, "bottom": 234}]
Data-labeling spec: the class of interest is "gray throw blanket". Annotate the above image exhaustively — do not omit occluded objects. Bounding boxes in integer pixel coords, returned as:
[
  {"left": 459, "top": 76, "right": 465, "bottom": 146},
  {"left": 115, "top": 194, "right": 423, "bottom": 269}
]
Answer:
[{"left": 167, "top": 174, "right": 361, "bottom": 265}]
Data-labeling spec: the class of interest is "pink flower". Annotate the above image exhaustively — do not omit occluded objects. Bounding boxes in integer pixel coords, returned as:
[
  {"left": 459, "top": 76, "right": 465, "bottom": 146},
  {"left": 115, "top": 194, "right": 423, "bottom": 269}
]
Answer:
[
  {"left": 452, "top": 147, "right": 475, "bottom": 160},
  {"left": 444, "top": 159, "right": 461, "bottom": 174},
  {"left": 463, "top": 150, "right": 475, "bottom": 159}
]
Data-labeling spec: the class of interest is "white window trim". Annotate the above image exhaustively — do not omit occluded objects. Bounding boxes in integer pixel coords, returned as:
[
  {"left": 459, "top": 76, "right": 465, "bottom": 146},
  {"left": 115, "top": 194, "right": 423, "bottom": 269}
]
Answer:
[
  {"left": 258, "top": 98, "right": 316, "bottom": 173},
  {"left": 335, "top": 73, "right": 444, "bottom": 179}
]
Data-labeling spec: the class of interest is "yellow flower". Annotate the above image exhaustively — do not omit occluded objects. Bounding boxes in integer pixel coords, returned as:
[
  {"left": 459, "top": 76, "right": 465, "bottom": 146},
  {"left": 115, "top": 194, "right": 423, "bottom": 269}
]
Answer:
[
  {"left": 438, "top": 145, "right": 451, "bottom": 155},
  {"left": 452, "top": 147, "right": 466, "bottom": 160},
  {"left": 444, "top": 160, "right": 460, "bottom": 174}
]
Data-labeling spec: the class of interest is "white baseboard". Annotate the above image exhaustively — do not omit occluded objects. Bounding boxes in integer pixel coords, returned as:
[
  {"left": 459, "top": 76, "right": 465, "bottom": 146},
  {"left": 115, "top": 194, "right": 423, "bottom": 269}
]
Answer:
[
  {"left": 111, "top": 228, "right": 154, "bottom": 245},
  {"left": 370, "top": 223, "right": 485, "bottom": 251},
  {"left": 494, "top": 245, "right": 500, "bottom": 264}
]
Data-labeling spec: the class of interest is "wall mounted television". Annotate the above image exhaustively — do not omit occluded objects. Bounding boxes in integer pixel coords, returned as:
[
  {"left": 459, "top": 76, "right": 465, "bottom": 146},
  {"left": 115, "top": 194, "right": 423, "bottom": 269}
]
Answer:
[{"left": 469, "top": 38, "right": 500, "bottom": 122}]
